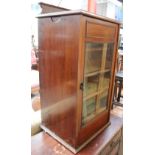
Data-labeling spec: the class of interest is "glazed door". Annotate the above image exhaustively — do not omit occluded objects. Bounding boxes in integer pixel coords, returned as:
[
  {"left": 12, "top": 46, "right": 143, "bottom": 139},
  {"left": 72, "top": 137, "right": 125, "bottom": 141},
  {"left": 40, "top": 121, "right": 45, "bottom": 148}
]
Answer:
[{"left": 82, "top": 42, "right": 114, "bottom": 127}]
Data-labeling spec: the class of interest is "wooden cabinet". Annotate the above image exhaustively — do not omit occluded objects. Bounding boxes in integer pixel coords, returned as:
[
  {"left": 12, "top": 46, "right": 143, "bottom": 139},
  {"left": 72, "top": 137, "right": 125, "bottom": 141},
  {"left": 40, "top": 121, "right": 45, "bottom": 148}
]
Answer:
[{"left": 37, "top": 10, "right": 120, "bottom": 153}]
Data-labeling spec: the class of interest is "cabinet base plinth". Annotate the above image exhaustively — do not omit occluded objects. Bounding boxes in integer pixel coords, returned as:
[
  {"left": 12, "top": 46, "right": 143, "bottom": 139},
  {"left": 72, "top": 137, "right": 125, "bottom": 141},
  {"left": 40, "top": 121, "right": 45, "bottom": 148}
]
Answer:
[{"left": 40, "top": 122, "right": 111, "bottom": 154}]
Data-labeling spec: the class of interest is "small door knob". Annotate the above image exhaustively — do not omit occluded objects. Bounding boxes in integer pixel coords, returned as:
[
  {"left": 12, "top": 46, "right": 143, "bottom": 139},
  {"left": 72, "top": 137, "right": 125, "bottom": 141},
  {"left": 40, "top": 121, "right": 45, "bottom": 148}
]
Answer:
[{"left": 80, "top": 82, "right": 84, "bottom": 91}]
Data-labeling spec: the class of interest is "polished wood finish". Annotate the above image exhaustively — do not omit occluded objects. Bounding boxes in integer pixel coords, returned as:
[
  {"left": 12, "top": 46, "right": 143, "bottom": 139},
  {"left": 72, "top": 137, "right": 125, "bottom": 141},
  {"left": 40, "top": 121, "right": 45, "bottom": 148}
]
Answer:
[
  {"left": 38, "top": 10, "right": 120, "bottom": 152},
  {"left": 38, "top": 15, "right": 81, "bottom": 147},
  {"left": 31, "top": 109, "right": 123, "bottom": 155},
  {"left": 86, "top": 21, "right": 116, "bottom": 39},
  {"left": 37, "top": 10, "right": 121, "bottom": 25}
]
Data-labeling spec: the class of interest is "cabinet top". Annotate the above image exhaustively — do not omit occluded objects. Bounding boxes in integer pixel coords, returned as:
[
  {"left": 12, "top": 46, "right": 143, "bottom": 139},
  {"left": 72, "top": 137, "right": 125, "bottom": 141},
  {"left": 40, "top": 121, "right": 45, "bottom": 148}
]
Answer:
[{"left": 36, "top": 10, "right": 121, "bottom": 25}]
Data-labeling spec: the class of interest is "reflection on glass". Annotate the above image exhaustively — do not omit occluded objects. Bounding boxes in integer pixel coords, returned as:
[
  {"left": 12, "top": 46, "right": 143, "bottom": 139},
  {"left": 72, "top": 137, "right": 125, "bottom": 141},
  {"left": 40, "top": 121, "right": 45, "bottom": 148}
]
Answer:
[
  {"left": 84, "top": 75, "right": 99, "bottom": 96},
  {"left": 82, "top": 96, "right": 96, "bottom": 126},
  {"left": 84, "top": 43, "right": 103, "bottom": 74},
  {"left": 99, "top": 71, "right": 111, "bottom": 91},
  {"left": 105, "top": 43, "right": 114, "bottom": 69},
  {"left": 99, "top": 92, "right": 108, "bottom": 109}
]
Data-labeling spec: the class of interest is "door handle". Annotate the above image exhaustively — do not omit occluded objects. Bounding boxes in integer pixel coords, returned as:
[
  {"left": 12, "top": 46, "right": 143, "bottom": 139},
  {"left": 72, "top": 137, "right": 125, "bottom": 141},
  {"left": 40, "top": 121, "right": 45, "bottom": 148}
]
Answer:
[{"left": 80, "top": 82, "right": 84, "bottom": 91}]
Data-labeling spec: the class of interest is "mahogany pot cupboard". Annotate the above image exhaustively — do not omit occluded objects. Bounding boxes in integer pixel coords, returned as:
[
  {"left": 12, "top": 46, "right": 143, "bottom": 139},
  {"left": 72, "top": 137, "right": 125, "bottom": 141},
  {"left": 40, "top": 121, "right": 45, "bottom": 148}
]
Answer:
[{"left": 37, "top": 10, "right": 120, "bottom": 153}]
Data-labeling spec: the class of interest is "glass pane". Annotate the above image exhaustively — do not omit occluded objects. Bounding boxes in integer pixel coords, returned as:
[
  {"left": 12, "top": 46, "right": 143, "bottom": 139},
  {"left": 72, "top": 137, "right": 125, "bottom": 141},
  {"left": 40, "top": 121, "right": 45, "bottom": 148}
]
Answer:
[
  {"left": 84, "top": 74, "right": 99, "bottom": 97},
  {"left": 84, "top": 42, "right": 103, "bottom": 74},
  {"left": 99, "top": 91, "right": 108, "bottom": 109},
  {"left": 82, "top": 96, "right": 96, "bottom": 126},
  {"left": 105, "top": 43, "right": 114, "bottom": 70},
  {"left": 99, "top": 71, "right": 111, "bottom": 91}
]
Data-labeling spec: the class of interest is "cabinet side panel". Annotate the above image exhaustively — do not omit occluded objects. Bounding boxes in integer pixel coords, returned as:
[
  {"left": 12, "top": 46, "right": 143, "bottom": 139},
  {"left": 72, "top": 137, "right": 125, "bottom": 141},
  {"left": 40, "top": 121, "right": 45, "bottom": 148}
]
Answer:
[{"left": 38, "top": 15, "right": 80, "bottom": 146}]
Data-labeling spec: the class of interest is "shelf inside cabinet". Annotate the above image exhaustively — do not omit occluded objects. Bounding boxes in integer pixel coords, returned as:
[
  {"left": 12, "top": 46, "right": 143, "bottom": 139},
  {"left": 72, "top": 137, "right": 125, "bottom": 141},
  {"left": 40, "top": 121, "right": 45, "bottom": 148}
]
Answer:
[
  {"left": 84, "top": 69, "right": 110, "bottom": 77},
  {"left": 84, "top": 88, "right": 108, "bottom": 101},
  {"left": 86, "top": 47, "right": 104, "bottom": 52}
]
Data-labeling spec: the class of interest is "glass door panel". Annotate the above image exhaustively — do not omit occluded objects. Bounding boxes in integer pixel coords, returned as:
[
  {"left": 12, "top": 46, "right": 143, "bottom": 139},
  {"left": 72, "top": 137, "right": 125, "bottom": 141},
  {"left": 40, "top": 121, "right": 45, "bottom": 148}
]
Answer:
[
  {"left": 84, "top": 74, "right": 99, "bottom": 97},
  {"left": 99, "top": 93, "right": 108, "bottom": 108},
  {"left": 82, "top": 42, "right": 114, "bottom": 127},
  {"left": 84, "top": 43, "right": 103, "bottom": 74},
  {"left": 82, "top": 96, "right": 97, "bottom": 126},
  {"left": 105, "top": 43, "right": 114, "bottom": 70},
  {"left": 99, "top": 71, "right": 111, "bottom": 91},
  {"left": 96, "top": 91, "right": 108, "bottom": 114}
]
